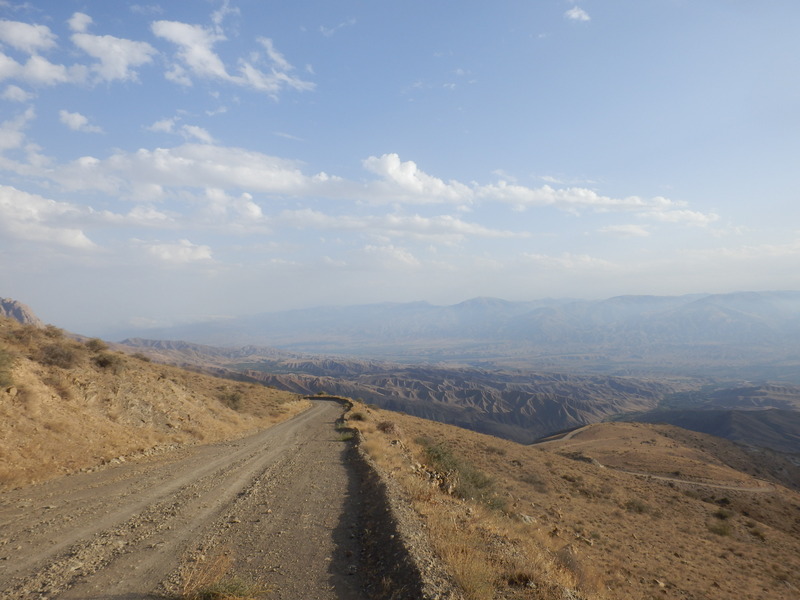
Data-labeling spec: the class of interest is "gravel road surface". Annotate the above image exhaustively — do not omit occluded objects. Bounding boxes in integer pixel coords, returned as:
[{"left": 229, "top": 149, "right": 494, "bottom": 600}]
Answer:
[{"left": 0, "top": 400, "right": 368, "bottom": 600}]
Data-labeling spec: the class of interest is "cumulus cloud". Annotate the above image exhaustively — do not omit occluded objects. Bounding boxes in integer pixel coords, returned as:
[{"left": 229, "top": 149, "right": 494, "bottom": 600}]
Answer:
[
  {"left": 565, "top": 7, "right": 591, "bottom": 22},
  {"left": 70, "top": 13, "right": 157, "bottom": 82},
  {"left": 0, "top": 19, "right": 57, "bottom": 53},
  {"left": 67, "top": 12, "right": 93, "bottom": 34},
  {"left": 0, "top": 184, "right": 95, "bottom": 249},
  {"left": 59, "top": 109, "right": 103, "bottom": 133},
  {"left": 143, "top": 238, "right": 213, "bottom": 263},
  {"left": 203, "top": 187, "right": 263, "bottom": 221},
  {"left": 363, "top": 153, "right": 472, "bottom": 204},
  {"left": 0, "top": 53, "right": 87, "bottom": 86}
]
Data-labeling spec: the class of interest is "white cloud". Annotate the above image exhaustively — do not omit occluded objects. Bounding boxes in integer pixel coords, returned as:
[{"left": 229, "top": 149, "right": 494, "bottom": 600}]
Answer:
[
  {"left": 151, "top": 20, "right": 230, "bottom": 81},
  {"left": 203, "top": 187, "right": 263, "bottom": 221},
  {"left": 257, "top": 37, "right": 291, "bottom": 72},
  {"left": 211, "top": 0, "right": 239, "bottom": 30},
  {"left": 640, "top": 208, "right": 719, "bottom": 226},
  {"left": 143, "top": 238, "right": 213, "bottom": 263},
  {"left": 70, "top": 17, "right": 157, "bottom": 82},
  {"left": 1, "top": 53, "right": 88, "bottom": 86},
  {"left": 67, "top": 12, "right": 93, "bottom": 34},
  {"left": 565, "top": 7, "right": 591, "bottom": 22},
  {"left": 52, "top": 143, "right": 315, "bottom": 195},
  {"left": 363, "top": 153, "right": 472, "bottom": 203},
  {"left": 59, "top": 109, "right": 103, "bottom": 133},
  {"left": 0, "top": 105, "right": 34, "bottom": 151},
  {"left": 181, "top": 124, "right": 214, "bottom": 143},
  {"left": 1, "top": 83, "right": 31, "bottom": 101},
  {"left": 0, "top": 184, "right": 95, "bottom": 249},
  {"left": 0, "top": 19, "right": 57, "bottom": 54},
  {"left": 152, "top": 19, "right": 313, "bottom": 97},
  {"left": 147, "top": 117, "right": 177, "bottom": 133}
]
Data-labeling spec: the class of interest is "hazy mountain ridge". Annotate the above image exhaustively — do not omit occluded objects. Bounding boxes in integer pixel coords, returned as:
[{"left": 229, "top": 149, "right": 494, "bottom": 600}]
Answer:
[{"left": 115, "top": 291, "right": 800, "bottom": 380}]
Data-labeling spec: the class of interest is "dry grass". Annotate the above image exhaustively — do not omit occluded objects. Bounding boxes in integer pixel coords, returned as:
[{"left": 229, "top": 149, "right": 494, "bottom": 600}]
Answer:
[
  {"left": 346, "top": 402, "right": 800, "bottom": 600},
  {"left": 346, "top": 403, "right": 603, "bottom": 600},
  {"left": 178, "top": 549, "right": 268, "bottom": 600},
  {"left": 0, "top": 317, "right": 309, "bottom": 489}
]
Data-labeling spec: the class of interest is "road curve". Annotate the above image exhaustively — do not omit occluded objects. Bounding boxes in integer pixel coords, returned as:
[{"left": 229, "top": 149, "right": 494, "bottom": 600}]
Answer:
[{"left": 0, "top": 400, "right": 368, "bottom": 600}]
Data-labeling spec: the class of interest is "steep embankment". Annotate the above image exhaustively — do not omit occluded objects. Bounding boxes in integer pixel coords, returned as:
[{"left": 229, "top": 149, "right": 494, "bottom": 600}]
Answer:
[{"left": 0, "top": 317, "right": 306, "bottom": 488}]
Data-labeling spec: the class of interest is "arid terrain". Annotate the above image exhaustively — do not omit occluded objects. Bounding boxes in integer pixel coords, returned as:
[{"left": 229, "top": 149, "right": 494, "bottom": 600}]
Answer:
[
  {"left": 3, "top": 301, "right": 800, "bottom": 600},
  {"left": 346, "top": 402, "right": 800, "bottom": 600}
]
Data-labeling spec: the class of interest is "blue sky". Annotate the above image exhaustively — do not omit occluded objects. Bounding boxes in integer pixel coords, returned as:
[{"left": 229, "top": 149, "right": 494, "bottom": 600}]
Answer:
[{"left": 1, "top": 0, "right": 799, "bottom": 336}]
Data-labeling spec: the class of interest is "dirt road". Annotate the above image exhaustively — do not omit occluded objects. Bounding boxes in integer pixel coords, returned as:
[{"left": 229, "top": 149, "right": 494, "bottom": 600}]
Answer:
[{"left": 0, "top": 400, "right": 369, "bottom": 600}]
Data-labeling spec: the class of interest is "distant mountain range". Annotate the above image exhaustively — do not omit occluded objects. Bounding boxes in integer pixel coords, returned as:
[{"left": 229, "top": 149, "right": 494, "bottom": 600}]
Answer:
[{"left": 117, "top": 291, "right": 800, "bottom": 381}]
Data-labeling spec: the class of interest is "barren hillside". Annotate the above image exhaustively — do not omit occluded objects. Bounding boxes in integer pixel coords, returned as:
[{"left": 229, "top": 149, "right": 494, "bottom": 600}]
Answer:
[{"left": 0, "top": 317, "right": 306, "bottom": 488}]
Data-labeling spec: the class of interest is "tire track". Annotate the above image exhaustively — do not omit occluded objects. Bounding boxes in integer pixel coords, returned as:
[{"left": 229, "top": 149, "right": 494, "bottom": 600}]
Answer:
[{"left": 0, "top": 401, "right": 365, "bottom": 600}]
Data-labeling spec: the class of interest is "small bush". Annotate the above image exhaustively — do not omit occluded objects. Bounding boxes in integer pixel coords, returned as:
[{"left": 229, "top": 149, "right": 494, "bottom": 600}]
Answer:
[
  {"left": 93, "top": 352, "right": 124, "bottom": 373},
  {"left": 38, "top": 342, "right": 81, "bottom": 369},
  {"left": 419, "top": 439, "right": 500, "bottom": 508},
  {"left": 131, "top": 352, "right": 152, "bottom": 362},
  {"left": 376, "top": 420, "right": 399, "bottom": 434},
  {"left": 219, "top": 391, "right": 243, "bottom": 411},
  {"left": 714, "top": 508, "right": 734, "bottom": 520},
  {"left": 625, "top": 499, "right": 651, "bottom": 514},
  {"left": 44, "top": 324, "right": 68, "bottom": 339},
  {"left": 348, "top": 411, "right": 366, "bottom": 421},
  {"left": 85, "top": 338, "right": 108, "bottom": 352},
  {"left": 707, "top": 521, "right": 732, "bottom": 536}
]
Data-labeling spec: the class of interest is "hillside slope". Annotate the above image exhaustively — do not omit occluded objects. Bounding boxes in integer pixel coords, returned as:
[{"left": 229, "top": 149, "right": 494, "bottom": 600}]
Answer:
[
  {"left": 347, "top": 404, "right": 800, "bottom": 600},
  {"left": 624, "top": 408, "right": 800, "bottom": 455},
  {"left": 0, "top": 317, "right": 306, "bottom": 488}
]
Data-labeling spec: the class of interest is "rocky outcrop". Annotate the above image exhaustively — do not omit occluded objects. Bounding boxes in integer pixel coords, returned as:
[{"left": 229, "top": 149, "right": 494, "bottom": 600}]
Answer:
[{"left": 0, "top": 298, "right": 44, "bottom": 328}]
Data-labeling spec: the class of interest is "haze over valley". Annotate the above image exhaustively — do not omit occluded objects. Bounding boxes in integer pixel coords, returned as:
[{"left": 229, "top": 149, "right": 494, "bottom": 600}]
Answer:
[{"left": 2, "top": 1, "right": 800, "bottom": 597}]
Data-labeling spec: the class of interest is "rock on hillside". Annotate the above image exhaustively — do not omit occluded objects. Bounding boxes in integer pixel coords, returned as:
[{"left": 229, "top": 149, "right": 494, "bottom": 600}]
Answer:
[{"left": 0, "top": 298, "right": 44, "bottom": 328}]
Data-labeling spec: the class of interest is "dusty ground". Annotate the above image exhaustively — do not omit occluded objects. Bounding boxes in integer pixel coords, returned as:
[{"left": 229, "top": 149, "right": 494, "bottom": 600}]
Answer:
[{"left": 0, "top": 401, "right": 373, "bottom": 600}]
